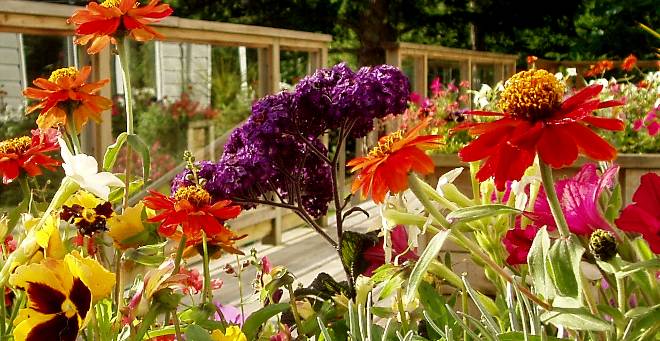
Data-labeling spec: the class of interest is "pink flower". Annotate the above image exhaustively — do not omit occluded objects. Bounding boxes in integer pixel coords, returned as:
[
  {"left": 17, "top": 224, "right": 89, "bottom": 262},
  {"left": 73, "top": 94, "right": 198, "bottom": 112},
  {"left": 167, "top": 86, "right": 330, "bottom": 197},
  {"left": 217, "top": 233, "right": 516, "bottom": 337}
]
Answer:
[
  {"left": 503, "top": 222, "right": 540, "bottom": 265},
  {"left": 214, "top": 303, "right": 244, "bottom": 326},
  {"left": 633, "top": 119, "right": 644, "bottom": 131},
  {"left": 534, "top": 163, "right": 619, "bottom": 236},
  {"left": 431, "top": 77, "right": 443, "bottom": 96},
  {"left": 362, "top": 225, "right": 418, "bottom": 276},
  {"left": 410, "top": 92, "right": 423, "bottom": 106},
  {"left": 644, "top": 110, "right": 657, "bottom": 124},
  {"left": 647, "top": 121, "right": 660, "bottom": 136},
  {"left": 447, "top": 81, "right": 458, "bottom": 92},
  {"left": 615, "top": 172, "right": 660, "bottom": 253}
]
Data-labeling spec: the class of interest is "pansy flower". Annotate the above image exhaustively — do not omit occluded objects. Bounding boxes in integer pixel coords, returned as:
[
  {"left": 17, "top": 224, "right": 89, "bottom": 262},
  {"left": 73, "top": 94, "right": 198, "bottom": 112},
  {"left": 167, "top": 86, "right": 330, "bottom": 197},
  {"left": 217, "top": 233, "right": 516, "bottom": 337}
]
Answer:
[
  {"left": 68, "top": 0, "right": 173, "bottom": 54},
  {"left": 107, "top": 202, "right": 147, "bottom": 249},
  {"left": 0, "top": 129, "right": 60, "bottom": 184},
  {"left": 23, "top": 66, "right": 112, "bottom": 130},
  {"left": 615, "top": 172, "right": 660, "bottom": 253},
  {"left": 456, "top": 69, "right": 624, "bottom": 190},
  {"left": 347, "top": 119, "right": 442, "bottom": 203},
  {"left": 61, "top": 191, "right": 114, "bottom": 236},
  {"left": 143, "top": 185, "right": 242, "bottom": 250},
  {"left": 9, "top": 252, "right": 115, "bottom": 341}
]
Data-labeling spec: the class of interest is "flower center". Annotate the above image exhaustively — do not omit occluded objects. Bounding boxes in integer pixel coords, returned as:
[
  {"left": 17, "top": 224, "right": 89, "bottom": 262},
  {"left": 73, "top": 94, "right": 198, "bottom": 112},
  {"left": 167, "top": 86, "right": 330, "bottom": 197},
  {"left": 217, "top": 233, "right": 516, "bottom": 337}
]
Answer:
[
  {"left": 0, "top": 136, "right": 32, "bottom": 155},
  {"left": 48, "top": 67, "right": 78, "bottom": 83},
  {"left": 498, "top": 69, "right": 565, "bottom": 120},
  {"left": 368, "top": 130, "right": 404, "bottom": 158},
  {"left": 100, "top": 0, "right": 122, "bottom": 8},
  {"left": 175, "top": 185, "right": 211, "bottom": 207},
  {"left": 61, "top": 298, "right": 77, "bottom": 318}
]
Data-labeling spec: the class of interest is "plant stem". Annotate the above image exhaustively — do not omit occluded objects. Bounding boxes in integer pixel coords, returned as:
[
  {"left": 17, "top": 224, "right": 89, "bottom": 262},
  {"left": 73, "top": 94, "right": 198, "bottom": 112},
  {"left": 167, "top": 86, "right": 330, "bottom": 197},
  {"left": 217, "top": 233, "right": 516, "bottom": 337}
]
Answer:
[
  {"left": 173, "top": 313, "right": 183, "bottom": 341},
  {"left": 468, "top": 161, "right": 481, "bottom": 202},
  {"left": 236, "top": 255, "right": 246, "bottom": 324},
  {"left": 201, "top": 231, "right": 212, "bottom": 305},
  {"left": 172, "top": 235, "right": 187, "bottom": 274},
  {"left": 396, "top": 289, "right": 410, "bottom": 332},
  {"left": 117, "top": 37, "right": 134, "bottom": 212},
  {"left": 66, "top": 115, "right": 82, "bottom": 154},
  {"left": 538, "top": 160, "right": 571, "bottom": 238},
  {"left": 287, "top": 284, "right": 304, "bottom": 335},
  {"left": 132, "top": 304, "right": 160, "bottom": 341}
]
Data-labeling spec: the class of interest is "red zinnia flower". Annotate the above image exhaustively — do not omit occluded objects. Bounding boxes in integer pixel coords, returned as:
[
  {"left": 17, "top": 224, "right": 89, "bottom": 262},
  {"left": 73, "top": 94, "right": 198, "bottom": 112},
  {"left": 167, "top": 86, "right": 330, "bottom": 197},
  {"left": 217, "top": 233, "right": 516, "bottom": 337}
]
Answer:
[
  {"left": 615, "top": 172, "right": 660, "bottom": 253},
  {"left": 347, "top": 119, "right": 442, "bottom": 203},
  {"left": 584, "top": 60, "right": 615, "bottom": 78},
  {"left": 23, "top": 66, "right": 112, "bottom": 130},
  {"left": 455, "top": 69, "right": 624, "bottom": 190},
  {"left": 0, "top": 129, "right": 60, "bottom": 184},
  {"left": 143, "top": 186, "right": 242, "bottom": 246},
  {"left": 68, "top": 0, "right": 173, "bottom": 54},
  {"left": 621, "top": 54, "right": 638, "bottom": 72}
]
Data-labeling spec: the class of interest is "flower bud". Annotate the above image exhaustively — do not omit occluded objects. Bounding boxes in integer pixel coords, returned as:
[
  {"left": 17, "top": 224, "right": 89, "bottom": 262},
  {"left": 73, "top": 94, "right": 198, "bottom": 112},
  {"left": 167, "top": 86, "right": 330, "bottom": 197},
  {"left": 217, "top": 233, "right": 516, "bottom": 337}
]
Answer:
[{"left": 589, "top": 229, "right": 617, "bottom": 261}]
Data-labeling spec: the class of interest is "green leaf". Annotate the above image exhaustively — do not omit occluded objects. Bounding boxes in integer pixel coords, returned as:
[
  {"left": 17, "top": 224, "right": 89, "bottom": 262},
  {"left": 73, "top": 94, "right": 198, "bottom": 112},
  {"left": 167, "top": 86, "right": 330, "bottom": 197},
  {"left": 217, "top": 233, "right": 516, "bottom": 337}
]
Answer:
[
  {"left": 103, "top": 132, "right": 128, "bottom": 171},
  {"left": 446, "top": 204, "right": 522, "bottom": 225},
  {"left": 461, "top": 276, "right": 500, "bottom": 334},
  {"left": 546, "top": 237, "right": 584, "bottom": 300},
  {"left": 616, "top": 258, "right": 660, "bottom": 278},
  {"left": 184, "top": 324, "right": 213, "bottom": 341},
  {"left": 497, "top": 332, "right": 568, "bottom": 341},
  {"left": 340, "top": 231, "right": 377, "bottom": 283},
  {"left": 108, "top": 179, "right": 144, "bottom": 204},
  {"left": 404, "top": 229, "right": 450, "bottom": 304},
  {"left": 241, "top": 303, "right": 289, "bottom": 340},
  {"left": 418, "top": 281, "right": 450, "bottom": 328},
  {"left": 527, "top": 227, "right": 554, "bottom": 300},
  {"left": 603, "top": 183, "right": 622, "bottom": 223},
  {"left": 127, "top": 134, "right": 151, "bottom": 182},
  {"left": 379, "top": 272, "right": 405, "bottom": 300},
  {"left": 122, "top": 241, "right": 167, "bottom": 266},
  {"left": 540, "top": 307, "right": 612, "bottom": 332}
]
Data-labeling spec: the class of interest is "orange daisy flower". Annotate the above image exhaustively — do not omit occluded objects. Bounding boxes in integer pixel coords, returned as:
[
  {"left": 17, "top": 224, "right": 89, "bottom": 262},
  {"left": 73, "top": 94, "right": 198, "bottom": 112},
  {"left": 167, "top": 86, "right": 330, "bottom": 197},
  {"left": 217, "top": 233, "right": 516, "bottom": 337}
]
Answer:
[
  {"left": 23, "top": 66, "right": 112, "bottom": 130},
  {"left": 0, "top": 129, "right": 60, "bottom": 184},
  {"left": 143, "top": 186, "right": 242, "bottom": 245},
  {"left": 621, "top": 54, "right": 638, "bottom": 72},
  {"left": 68, "top": 0, "right": 173, "bottom": 55},
  {"left": 347, "top": 119, "right": 442, "bottom": 203}
]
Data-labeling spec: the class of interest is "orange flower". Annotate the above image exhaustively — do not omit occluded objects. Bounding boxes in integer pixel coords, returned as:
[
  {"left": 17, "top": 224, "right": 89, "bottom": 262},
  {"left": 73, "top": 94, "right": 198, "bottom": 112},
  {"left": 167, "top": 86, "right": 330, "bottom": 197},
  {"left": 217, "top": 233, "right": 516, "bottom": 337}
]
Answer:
[
  {"left": 143, "top": 186, "right": 242, "bottom": 251},
  {"left": 23, "top": 66, "right": 112, "bottom": 130},
  {"left": 68, "top": 0, "right": 173, "bottom": 54},
  {"left": 584, "top": 60, "right": 615, "bottom": 78},
  {"left": 621, "top": 54, "right": 638, "bottom": 72},
  {"left": 526, "top": 55, "right": 538, "bottom": 66},
  {"left": 347, "top": 119, "right": 442, "bottom": 203},
  {"left": 0, "top": 129, "right": 60, "bottom": 184}
]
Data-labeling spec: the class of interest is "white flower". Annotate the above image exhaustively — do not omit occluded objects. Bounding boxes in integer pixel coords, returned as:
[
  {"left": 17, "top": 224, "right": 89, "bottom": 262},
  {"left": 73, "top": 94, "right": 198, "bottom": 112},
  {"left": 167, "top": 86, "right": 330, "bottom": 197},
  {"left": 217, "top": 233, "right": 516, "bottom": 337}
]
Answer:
[
  {"left": 554, "top": 72, "right": 564, "bottom": 80},
  {"left": 566, "top": 68, "right": 577, "bottom": 77},
  {"left": 59, "top": 138, "right": 124, "bottom": 201}
]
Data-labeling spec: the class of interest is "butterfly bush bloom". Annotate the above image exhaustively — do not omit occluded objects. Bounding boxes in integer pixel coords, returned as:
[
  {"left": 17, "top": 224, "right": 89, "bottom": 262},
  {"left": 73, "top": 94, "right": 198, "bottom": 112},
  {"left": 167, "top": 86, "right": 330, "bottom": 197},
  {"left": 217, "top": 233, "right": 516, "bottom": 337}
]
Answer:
[{"left": 456, "top": 69, "right": 624, "bottom": 190}]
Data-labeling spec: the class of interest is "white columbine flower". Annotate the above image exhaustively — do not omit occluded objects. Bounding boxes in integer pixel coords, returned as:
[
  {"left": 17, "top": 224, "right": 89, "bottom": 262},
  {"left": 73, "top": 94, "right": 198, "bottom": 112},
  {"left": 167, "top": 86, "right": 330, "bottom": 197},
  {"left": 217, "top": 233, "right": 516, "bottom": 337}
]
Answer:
[
  {"left": 567, "top": 68, "right": 577, "bottom": 77},
  {"left": 59, "top": 138, "right": 124, "bottom": 201}
]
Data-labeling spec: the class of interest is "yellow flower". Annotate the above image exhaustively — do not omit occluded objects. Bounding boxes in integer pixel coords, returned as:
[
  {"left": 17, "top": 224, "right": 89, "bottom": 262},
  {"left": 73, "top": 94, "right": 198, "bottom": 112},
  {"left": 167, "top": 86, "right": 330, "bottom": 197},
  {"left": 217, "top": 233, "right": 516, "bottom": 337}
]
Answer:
[
  {"left": 9, "top": 253, "right": 115, "bottom": 341},
  {"left": 107, "top": 202, "right": 146, "bottom": 249},
  {"left": 211, "top": 326, "right": 247, "bottom": 341}
]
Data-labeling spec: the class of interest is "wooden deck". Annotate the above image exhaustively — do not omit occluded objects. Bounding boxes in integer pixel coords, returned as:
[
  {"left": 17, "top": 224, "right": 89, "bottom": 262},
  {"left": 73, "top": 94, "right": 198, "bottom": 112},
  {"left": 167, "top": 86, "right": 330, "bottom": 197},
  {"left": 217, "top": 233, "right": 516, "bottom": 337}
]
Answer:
[{"left": 197, "top": 200, "right": 382, "bottom": 314}]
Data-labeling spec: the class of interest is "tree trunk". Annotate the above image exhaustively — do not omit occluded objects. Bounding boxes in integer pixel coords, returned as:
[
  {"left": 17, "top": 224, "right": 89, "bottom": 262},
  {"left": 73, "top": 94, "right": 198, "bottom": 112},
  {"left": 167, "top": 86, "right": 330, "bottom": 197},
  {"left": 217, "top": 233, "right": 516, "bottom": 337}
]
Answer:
[{"left": 353, "top": 0, "right": 397, "bottom": 66}]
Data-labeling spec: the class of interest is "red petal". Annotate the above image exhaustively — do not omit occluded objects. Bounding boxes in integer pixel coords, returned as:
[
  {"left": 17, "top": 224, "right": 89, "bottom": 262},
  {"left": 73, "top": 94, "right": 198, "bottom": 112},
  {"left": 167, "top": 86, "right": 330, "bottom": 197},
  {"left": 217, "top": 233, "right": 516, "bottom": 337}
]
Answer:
[
  {"left": 564, "top": 123, "right": 617, "bottom": 161},
  {"left": 582, "top": 116, "right": 625, "bottom": 131},
  {"left": 537, "top": 126, "right": 578, "bottom": 168}
]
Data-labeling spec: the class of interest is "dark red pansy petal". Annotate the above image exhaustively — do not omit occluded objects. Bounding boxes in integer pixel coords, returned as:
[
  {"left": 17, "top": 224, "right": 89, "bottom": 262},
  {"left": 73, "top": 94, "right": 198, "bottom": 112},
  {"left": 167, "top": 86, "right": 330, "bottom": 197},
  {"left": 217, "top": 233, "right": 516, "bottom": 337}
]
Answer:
[
  {"left": 69, "top": 278, "right": 91, "bottom": 321},
  {"left": 26, "top": 313, "right": 79, "bottom": 341},
  {"left": 27, "top": 282, "right": 66, "bottom": 314},
  {"left": 94, "top": 202, "right": 114, "bottom": 218}
]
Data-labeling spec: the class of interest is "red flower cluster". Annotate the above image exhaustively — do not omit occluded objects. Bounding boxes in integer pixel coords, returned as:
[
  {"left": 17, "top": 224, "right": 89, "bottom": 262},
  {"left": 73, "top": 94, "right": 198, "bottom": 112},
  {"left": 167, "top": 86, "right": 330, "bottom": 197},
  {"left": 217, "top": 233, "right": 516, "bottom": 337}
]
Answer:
[
  {"left": 0, "top": 129, "right": 60, "bottom": 184},
  {"left": 584, "top": 60, "right": 614, "bottom": 78}
]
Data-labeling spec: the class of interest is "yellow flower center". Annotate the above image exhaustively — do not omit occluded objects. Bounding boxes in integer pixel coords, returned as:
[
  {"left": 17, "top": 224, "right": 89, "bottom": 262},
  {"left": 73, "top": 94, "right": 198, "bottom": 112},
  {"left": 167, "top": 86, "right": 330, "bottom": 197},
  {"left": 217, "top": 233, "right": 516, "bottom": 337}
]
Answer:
[
  {"left": 175, "top": 185, "right": 211, "bottom": 207},
  {"left": 0, "top": 136, "right": 32, "bottom": 155},
  {"left": 100, "top": 0, "right": 122, "bottom": 8},
  {"left": 80, "top": 208, "right": 98, "bottom": 223},
  {"left": 48, "top": 67, "right": 78, "bottom": 83},
  {"left": 499, "top": 69, "right": 565, "bottom": 120},
  {"left": 368, "top": 130, "right": 404, "bottom": 158},
  {"left": 61, "top": 298, "right": 77, "bottom": 318}
]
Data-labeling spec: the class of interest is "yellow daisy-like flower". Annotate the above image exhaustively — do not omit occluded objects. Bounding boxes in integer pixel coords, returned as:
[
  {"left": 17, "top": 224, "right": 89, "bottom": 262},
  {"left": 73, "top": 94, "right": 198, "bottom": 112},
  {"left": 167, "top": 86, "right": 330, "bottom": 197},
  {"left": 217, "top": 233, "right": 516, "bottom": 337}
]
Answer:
[
  {"left": 9, "top": 251, "right": 115, "bottom": 341},
  {"left": 107, "top": 202, "right": 146, "bottom": 249},
  {"left": 211, "top": 326, "right": 247, "bottom": 341}
]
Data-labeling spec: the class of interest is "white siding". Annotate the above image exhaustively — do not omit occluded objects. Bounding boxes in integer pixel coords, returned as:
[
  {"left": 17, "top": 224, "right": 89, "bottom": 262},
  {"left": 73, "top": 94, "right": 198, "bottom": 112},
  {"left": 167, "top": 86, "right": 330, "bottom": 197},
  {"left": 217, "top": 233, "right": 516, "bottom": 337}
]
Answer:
[
  {"left": 156, "top": 41, "right": 211, "bottom": 105},
  {"left": 0, "top": 32, "right": 26, "bottom": 118}
]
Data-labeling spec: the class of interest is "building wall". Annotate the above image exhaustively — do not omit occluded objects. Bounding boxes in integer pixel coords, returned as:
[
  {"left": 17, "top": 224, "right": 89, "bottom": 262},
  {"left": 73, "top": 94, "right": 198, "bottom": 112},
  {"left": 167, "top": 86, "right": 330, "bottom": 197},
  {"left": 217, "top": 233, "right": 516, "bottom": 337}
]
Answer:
[{"left": 0, "top": 32, "right": 25, "bottom": 118}]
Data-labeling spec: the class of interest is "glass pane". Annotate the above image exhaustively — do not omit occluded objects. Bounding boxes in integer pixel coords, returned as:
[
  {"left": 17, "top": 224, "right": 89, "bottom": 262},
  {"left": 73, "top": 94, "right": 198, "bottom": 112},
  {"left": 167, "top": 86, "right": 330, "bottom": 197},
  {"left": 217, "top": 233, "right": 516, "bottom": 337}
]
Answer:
[
  {"left": 427, "top": 59, "right": 462, "bottom": 92},
  {"left": 472, "top": 64, "right": 495, "bottom": 91}
]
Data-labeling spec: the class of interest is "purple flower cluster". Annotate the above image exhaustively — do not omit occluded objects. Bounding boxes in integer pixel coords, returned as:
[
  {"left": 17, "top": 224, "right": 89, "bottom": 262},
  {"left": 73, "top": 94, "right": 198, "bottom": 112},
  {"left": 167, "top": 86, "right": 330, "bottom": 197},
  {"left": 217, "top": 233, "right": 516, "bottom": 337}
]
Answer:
[
  {"left": 170, "top": 160, "right": 217, "bottom": 194},
  {"left": 171, "top": 63, "right": 410, "bottom": 218}
]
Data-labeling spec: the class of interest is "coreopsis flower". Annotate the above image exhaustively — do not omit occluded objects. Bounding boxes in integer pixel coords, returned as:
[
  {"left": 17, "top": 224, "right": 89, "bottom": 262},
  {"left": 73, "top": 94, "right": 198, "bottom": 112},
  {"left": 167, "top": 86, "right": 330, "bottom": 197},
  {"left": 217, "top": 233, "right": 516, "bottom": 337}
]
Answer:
[
  {"left": 9, "top": 252, "right": 115, "bottom": 341},
  {"left": 211, "top": 326, "right": 247, "bottom": 341},
  {"left": 621, "top": 54, "right": 638, "bottom": 72},
  {"left": 68, "top": 0, "right": 173, "bottom": 54},
  {"left": 615, "top": 172, "right": 660, "bottom": 253},
  {"left": 143, "top": 185, "right": 242, "bottom": 246},
  {"left": 0, "top": 129, "right": 60, "bottom": 184},
  {"left": 59, "top": 138, "right": 124, "bottom": 201},
  {"left": 347, "top": 119, "right": 442, "bottom": 203},
  {"left": 534, "top": 163, "right": 619, "bottom": 236},
  {"left": 456, "top": 69, "right": 624, "bottom": 190},
  {"left": 23, "top": 66, "right": 112, "bottom": 130},
  {"left": 61, "top": 191, "right": 114, "bottom": 236}
]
